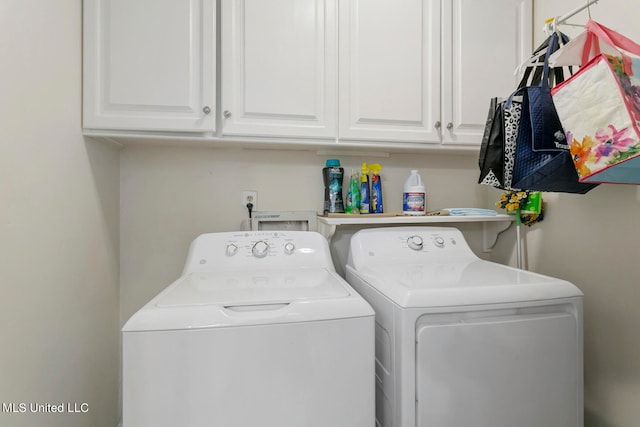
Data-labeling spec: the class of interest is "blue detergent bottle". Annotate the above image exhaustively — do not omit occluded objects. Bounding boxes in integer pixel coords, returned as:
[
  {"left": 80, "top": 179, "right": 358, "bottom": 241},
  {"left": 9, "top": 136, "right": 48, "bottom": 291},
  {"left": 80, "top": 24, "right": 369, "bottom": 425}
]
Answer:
[
  {"left": 359, "top": 163, "right": 370, "bottom": 214},
  {"left": 322, "top": 159, "right": 344, "bottom": 214},
  {"left": 369, "top": 163, "right": 383, "bottom": 213}
]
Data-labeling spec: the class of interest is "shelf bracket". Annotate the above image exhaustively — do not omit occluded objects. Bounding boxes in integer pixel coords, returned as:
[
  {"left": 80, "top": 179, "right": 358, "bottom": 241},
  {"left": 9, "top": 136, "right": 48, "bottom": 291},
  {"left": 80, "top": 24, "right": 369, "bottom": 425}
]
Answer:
[
  {"left": 482, "top": 220, "right": 513, "bottom": 252},
  {"left": 317, "top": 222, "right": 338, "bottom": 243}
]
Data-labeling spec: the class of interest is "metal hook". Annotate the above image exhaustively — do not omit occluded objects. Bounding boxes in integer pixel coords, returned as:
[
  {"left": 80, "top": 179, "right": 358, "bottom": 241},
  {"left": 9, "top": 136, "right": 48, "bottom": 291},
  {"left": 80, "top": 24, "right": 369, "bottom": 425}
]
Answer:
[{"left": 543, "top": 16, "right": 558, "bottom": 36}]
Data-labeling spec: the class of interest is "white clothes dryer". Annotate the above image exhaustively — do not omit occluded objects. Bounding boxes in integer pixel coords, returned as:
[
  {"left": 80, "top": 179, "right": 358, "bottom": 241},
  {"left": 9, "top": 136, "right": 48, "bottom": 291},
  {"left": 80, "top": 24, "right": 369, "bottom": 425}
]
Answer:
[
  {"left": 123, "top": 231, "right": 374, "bottom": 427},
  {"left": 345, "top": 227, "right": 583, "bottom": 427}
]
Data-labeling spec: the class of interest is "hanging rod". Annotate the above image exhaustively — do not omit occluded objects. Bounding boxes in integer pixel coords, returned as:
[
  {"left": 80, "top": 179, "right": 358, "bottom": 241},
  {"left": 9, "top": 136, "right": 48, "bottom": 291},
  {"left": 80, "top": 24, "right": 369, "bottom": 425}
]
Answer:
[
  {"left": 557, "top": 0, "right": 599, "bottom": 25},
  {"left": 543, "top": 0, "right": 599, "bottom": 34}
]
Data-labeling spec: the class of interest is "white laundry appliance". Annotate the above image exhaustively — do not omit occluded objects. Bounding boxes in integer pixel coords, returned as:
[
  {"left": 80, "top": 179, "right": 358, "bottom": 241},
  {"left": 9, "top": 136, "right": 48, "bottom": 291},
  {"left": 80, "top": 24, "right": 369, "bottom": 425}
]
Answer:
[
  {"left": 345, "top": 226, "right": 583, "bottom": 427},
  {"left": 122, "top": 230, "right": 374, "bottom": 427}
]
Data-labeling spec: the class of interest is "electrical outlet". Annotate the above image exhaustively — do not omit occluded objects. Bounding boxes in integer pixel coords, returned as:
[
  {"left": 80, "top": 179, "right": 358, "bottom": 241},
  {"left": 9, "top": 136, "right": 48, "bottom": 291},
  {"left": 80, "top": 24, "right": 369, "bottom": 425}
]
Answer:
[{"left": 242, "top": 191, "right": 258, "bottom": 209}]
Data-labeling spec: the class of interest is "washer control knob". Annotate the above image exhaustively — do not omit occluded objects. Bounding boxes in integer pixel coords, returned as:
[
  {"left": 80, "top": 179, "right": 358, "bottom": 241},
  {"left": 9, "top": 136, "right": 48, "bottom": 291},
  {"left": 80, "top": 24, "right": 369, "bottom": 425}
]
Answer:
[
  {"left": 284, "top": 242, "right": 295, "bottom": 255},
  {"left": 407, "top": 235, "right": 424, "bottom": 251},
  {"left": 433, "top": 236, "right": 445, "bottom": 248},
  {"left": 252, "top": 241, "right": 270, "bottom": 258},
  {"left": 225, "top": 244, "right": 239, "bottom": 257}
]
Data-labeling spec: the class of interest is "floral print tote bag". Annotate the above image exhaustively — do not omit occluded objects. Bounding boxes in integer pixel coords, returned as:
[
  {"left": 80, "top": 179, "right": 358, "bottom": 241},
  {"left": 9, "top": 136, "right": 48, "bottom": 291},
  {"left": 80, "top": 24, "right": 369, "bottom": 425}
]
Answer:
[{"left": 551, "top": 20, "right": 640, "bottom": 184}]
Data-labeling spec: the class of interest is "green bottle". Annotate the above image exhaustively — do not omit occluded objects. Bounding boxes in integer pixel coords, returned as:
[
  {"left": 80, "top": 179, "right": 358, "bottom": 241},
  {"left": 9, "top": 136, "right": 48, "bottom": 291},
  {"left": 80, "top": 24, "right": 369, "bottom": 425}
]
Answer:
[{"left": 345, "top": 170, "right": 361, "bottom": 215}]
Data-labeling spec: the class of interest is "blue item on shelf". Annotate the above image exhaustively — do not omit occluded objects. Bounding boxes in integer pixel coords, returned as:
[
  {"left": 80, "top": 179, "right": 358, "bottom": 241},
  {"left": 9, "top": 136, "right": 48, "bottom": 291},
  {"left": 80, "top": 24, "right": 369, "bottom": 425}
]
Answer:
[{"left": 444, "top": 208, "right": 498, "bottom": 216}]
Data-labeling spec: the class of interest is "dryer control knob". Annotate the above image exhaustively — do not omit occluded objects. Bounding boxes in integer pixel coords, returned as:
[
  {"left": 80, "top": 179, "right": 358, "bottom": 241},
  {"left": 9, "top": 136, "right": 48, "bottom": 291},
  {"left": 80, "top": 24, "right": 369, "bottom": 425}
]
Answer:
[
  {"left": 407, "top": 236, "right": 424, "bottom": 251},
  {"left": 284, "top": 242, "right": 295, "bottom": 255},
  {"left": 433, "top": 236, "right": 445, "bottom": 248},
  {"left": 252, "top": 241, "right": 270, "bottom": 258},
  {"left": 225, "top": 243, "right": 239, "bottom": 257}
]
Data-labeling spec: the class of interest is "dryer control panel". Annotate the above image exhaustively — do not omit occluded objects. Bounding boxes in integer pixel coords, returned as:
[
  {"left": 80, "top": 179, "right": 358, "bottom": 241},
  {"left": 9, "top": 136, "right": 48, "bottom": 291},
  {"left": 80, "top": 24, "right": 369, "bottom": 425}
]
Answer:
[
  {"left": 348, "top": 227, "right": 478, "bottom": 270},
  {"left": 406, "top": 233, "right": 451, "bottom": 251},
  {"left": 182, "top": 231, "right": 335, "bottom": 274}
]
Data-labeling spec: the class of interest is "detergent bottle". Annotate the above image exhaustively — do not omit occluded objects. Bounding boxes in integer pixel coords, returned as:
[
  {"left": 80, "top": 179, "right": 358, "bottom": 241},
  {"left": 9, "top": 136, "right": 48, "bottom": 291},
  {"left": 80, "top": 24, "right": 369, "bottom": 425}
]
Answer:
[
  {"left": 369, "top": 163, "right": 383, "bottom": 213},
  {"left": 403, "top": 170, "right": 426, "bottom": 215},
  {"left": 322, "top": 159, "right": 344, "bottom": 214},
  {"left": 359, "top": 163, "right": 371, "bottom": 214}
]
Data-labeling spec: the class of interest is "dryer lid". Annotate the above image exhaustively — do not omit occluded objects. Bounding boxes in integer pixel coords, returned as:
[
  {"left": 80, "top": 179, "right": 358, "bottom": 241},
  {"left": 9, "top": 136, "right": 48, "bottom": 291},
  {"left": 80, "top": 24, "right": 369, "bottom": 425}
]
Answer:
[
  {"left": 157, "top": 267, "right": 350, "bottom": 307},
  {"left": 349, "top": 260, "right": 583, "bottom": 308}
]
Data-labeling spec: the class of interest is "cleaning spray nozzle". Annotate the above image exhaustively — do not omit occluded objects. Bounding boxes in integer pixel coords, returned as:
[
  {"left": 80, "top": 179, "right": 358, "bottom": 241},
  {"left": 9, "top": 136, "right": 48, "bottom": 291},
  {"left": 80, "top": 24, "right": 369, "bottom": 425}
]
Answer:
[{"left": 368, "top": 163, "right": 382, "bottom": 175}]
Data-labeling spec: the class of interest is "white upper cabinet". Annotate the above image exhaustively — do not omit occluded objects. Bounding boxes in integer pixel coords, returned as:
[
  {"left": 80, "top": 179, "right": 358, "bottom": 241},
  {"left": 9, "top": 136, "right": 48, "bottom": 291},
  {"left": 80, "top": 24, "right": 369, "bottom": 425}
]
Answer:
[
  {"left": 82, "top": 0, "right": 531, "bottom": 149},
  {"left": 441, "top": 0, "right": 532, "bottom": 145},
  {"left": 339, "top": 0, "right": 532, "bottom": 145},
  {"left": 338, "top": 0, "right": 441, "bottom": 143},
  {"left": 83, "top": 0, "right": 216, "bottom": 132},
  {"left": 221, "top": 0, "right": 337, "bottom": 138}
]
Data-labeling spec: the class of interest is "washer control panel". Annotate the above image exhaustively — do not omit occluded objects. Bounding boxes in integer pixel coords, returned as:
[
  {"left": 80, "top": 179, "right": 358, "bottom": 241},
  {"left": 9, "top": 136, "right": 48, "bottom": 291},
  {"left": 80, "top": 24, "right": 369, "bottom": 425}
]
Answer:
[
  {"left": 185, "top": 231, "right": 331, "bottom": 273},
  {"left": 223, "top": 232, "right": 296, "bottom": 259}
]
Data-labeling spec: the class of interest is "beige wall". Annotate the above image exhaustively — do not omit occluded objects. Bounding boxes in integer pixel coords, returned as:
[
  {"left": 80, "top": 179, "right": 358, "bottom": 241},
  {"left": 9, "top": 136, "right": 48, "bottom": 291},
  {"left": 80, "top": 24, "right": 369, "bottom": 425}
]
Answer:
[
  {"left": 0, "top": 1, "right": 120, "bottom": 427},
  {"left": 490, "top": 1, "right": 640, "bottom": 425}
]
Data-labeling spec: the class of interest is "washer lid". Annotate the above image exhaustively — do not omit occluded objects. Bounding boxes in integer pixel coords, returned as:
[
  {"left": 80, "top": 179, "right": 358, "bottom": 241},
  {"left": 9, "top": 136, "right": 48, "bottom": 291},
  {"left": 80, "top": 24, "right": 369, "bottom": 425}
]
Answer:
[
  {"left": 157, "top": 267, "right": 349, "bottom": 307},
  {"left": 349, "top": 260, "right": 583, "bottom": 308},
  {"left": 122, "top": 267, "right": 373, "bottom": 332}
]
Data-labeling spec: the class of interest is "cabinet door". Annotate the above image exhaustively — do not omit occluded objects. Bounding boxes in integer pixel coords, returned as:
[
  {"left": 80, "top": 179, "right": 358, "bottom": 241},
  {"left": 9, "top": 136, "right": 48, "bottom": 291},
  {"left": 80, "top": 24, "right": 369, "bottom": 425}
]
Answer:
[
  {"left": 441, "top": 0, "right": 532, "bottom": 145},
  {"left": 339, "top": 0, "right": 441, "bottom": 143},
  {"left": 83, "top": 0, "right": 215, "bottom": 132},
  {"left": 221, "top": 0, "right": 337, "bottom": 138}
]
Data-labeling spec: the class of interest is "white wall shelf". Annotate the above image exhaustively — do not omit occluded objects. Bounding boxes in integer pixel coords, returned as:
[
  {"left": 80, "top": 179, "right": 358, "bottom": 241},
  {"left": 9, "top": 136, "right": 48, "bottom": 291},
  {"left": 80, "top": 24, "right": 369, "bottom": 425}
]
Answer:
[{"left": 317, "top": 214, "right": 515, "bottom": 252}]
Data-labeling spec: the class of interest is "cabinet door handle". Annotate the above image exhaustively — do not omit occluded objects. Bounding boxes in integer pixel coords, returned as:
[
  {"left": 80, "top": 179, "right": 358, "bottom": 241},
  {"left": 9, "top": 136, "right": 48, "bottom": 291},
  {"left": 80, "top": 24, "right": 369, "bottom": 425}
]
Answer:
[
  {"left": 446, "top": 122, "right": 453, "bottom": 130},
  {"left": 202, "top": 106, "right": 211, "bottom": 115},
  {"left": 223, "top": 110, "right": 232, "bottom": 119},
  {"left": 434, "top": 121, "right": 441, "bottom": 129}
]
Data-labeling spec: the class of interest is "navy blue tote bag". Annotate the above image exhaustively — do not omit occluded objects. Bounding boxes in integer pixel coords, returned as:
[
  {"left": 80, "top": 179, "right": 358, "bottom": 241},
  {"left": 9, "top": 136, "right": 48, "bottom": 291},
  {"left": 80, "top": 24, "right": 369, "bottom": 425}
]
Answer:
[{"left": 508, "top": 32, "right": 598, "bottom": 194}]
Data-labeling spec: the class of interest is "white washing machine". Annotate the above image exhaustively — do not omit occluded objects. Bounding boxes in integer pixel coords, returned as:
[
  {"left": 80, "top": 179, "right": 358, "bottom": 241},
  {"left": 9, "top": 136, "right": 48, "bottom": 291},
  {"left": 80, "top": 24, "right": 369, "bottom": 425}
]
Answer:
[
  {"left": 122, "top": 230, "right": 374, "bottom": 427},
  {"left": 345, "top": 227, "right": 583, "bottom": 427}
]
